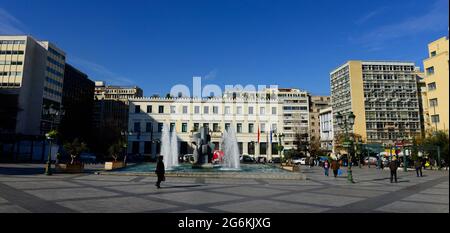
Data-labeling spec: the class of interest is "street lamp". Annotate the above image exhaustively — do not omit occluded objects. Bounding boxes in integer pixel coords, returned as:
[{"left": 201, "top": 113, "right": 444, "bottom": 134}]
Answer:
[
  {"left": 43, "top": 104, "right": 65, "bottom": 176},
  {"left": 274, "top": 133, "right": 285, "bottom": 159},
  {"left": 336, "top": 111, "right": 356, "bottom": 183}
]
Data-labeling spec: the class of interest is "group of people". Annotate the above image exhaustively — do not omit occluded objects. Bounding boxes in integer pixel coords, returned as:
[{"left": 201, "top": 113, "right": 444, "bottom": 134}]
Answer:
[{"left": 321, "top": 156, "right": 425, "bottom": 183}]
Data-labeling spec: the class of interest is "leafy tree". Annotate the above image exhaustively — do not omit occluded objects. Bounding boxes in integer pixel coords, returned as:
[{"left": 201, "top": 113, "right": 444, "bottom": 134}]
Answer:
[
  {"left": 108, "top": 139, "right": 126, "bottom": 162},
  {"left": 63, "top": 138, "right": 88, "bottom": 165},
  {"left": 421, "top": 130, "right": 449, "bottom": 165}
]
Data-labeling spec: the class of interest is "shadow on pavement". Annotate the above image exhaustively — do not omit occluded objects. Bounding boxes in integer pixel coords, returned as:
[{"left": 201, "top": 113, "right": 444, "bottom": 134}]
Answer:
[{"left": 0, "top": 166, "right": 45, "bottom": 175}]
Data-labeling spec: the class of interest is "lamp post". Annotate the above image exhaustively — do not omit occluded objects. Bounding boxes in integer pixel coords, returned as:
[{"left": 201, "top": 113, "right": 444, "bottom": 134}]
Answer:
[
  {"left": 274, "top": 133, "right": 285, "bottom": 160},
  {"left": 336, "top": 111, "right": 356, "bottom": 183},
  {"left": 43, "top": 104, "right": 65, "bottom": 176},
  {"left": 121, "top": 130, "right": 131, "bottom": 164}
]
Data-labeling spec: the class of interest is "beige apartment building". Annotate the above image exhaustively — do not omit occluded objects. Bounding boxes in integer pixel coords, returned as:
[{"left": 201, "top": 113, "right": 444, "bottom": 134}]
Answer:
[
  {"left": 309, "top": 95, "right": 331, "bottom": 143},
  {"left": 423, "top": 37, "right": 449, "bottom": 132},
  {"left": 330, "top": 61, "right": 422, "bottom": 145}
]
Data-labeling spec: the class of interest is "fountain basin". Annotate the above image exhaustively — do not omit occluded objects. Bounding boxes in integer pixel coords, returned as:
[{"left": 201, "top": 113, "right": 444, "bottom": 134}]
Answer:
[{"left": 97, "top": 163, "right": 307, "bottom": 180}]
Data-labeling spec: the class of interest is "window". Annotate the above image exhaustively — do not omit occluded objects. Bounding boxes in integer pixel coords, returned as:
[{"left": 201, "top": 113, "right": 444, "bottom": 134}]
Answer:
[
  {"left": 249, "top": 123, "right": 254, "bottom": 133},
  {"left": 431, "top": 51, "right": 437, "bottom": 57},
  {"left": 272, "top": 124, "right": 277, "bottom": 133},
  {"left": 430, "top": 98, "right": 438, "bottom": 107},
  {"left": 248, "top": 107, "right": 254, "bottom": 115},
  {"left": 182, "top": 106, "right": 188, "bottom": 114},
  {"left": 194, "top": 106, "right": 200, "bottom": 114},
  {"left": 224, "top": 106, "right": 231, "bottom": 114},
  {"left": 170, "top": 123, "right": 176, "bottom": 132},
  {"left": 158, "top": 106, "right": 164, "bottom": 114},
  {"left": 170, "top": 106, "right": 176, "bottom": 114},
  {"left": 261, "top": 123, "right": 266, "bottom": 133},
  {"left": 237, "top": 106, "right": 242, "bottom": 115},
  {"left": 213, "top": 123, "right": 219, "bottom": 132},
  {"left": 426, "top": 67, "right": 435, "bottom": 76},
  {"left": 146, "top": 122, "right": 152, "bottom": 133},
  {"left": 204, "top": 106, "right": 209, "bottom": 114},
  {"left": 225, "top": 123, "right": 231, "bottom": 131},
  {"left": 134, "top": 122, "right": 141, "bottom": 132},
  {"left": 193, "top": 123, "right": 199, "bottom": 132},
  {"left": 182, "top": 123, "right": 188, "bottom": 133},
  {"left": 203, "top": 123, "right": 209, "bottom": 129},
  {"left": 237, "top": 123, "right": 242, "bottom": 133},
  {"left": 260, "top": 143, "right": 267, "bottom": 155},
  {"left": 144, "top": 141, "right": 152, "bottom": 154},
  {"left": 147, "top": 105, "right": 152, "bottom": 113},
  {"left": 260, "top": 107, "right": 265, "bottom": 115},
  {"left": 158, "top": 123, "right": 163, "bottom": 132},
  {"left": 428, "top": 82, "right": 437, "bottom": 91},
  {"left": 272, "top": 107, "right": 277, "bottom": 115},
  {"left": 431, "top": 115, "right": 440, "bottom": 123},
  {"left": 213, "top": 106, "right": 219, "bottom": 114},
  {"left": 134, "top": 105, "right": 140, "bottom": 113}
]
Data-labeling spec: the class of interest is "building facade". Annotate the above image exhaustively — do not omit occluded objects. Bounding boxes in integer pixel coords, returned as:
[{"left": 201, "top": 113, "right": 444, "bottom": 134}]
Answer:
[
  {"left": 127, "top": 97, "right": 284, "bottom": 160},
  {"left": 0, "top": 35, "right": 66, "bottom": 136},
  {"left": 60, "top": 64, "right": 95, "bottom": 143},
  {"left": 309, "top": 95, "right": 331, "bottom": 143},
  {"left": 224, "top": 88, "right": 310, "bottom": 153},
  {"left": 319, "top": 107, "right": 333, "bottom": 152},
  {"left": 330, "top": 61, "right": 422, "bottom": 145},
  {"left": 423, "top": 37, "right": 449, "bottom": 132}
]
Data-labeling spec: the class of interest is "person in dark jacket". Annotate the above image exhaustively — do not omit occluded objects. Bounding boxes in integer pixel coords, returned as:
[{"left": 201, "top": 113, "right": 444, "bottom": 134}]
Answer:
[
  {"left": 331, "top": 160, "right": 340, "bottom": 178},
  {"left": 389, "top": 157, "right": 399, "bottom": 183},
  {"left": 155, "top": 156, "right": 165, "bottom": 189},
  {"left": 415, "top": 159, "right": 423, "bottom": 177}
]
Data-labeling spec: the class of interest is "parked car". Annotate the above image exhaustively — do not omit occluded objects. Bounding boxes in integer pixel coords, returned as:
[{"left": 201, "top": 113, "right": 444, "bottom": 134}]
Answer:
[
  {"left": 80, "top": 153, "right": 97, "bottom": 164},
  {"left": 292, "top": 157, "right": 302, "bottom": 165},
  {"left": 271, "top": 157, "right": 281, "bottom": 164},
  {"left": 241, "top": 155, "right": 256, "bottom": 163},
  {"left": 364, "top": 156, "right": 378, "bottom": 165},
  {"left": 256, "top": 157, "right": 267, "bottom": 163}
]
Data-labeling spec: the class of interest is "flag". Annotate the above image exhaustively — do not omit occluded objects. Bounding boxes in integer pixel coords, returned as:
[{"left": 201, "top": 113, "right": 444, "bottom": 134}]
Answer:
[{"left": 270, "top": 127, "right": 273, "bottom": 144}]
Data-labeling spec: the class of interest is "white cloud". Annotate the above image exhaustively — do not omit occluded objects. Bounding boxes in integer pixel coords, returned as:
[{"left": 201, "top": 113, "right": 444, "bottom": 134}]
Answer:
[
  {"left": 204, "top": 69, "right": 218, "bottom": 81},
  {"left": 0, "top": 8, "right": 26, "bottom": 34},
  {"left": 351, "top": 0, "right": 448, "bottom": 49},
  {"left": 69, "top": 57, "right": 135, "bottom": 86}
]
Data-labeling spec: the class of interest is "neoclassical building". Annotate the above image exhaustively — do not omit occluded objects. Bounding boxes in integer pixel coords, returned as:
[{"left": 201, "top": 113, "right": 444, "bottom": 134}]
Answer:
[{"left": 127, "top": 97, "right": 285, "bottom": 160}]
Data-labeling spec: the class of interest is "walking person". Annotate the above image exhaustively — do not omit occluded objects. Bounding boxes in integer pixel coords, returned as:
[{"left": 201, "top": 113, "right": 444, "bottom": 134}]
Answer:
[
  {"left": 331, "top": 159, "right": 340, "bottom": 178},
  {"left": 415, "top": 159, "right": 423, "bottom": 177},
  {"left": 389, "top": 157, "right": 399, "bottom": 183},
  {"left": 155, "top": 156, "right": 165, "bottom": 189},
  {"left": 323, "top": 160, "right": 330, "bottom": 177}
]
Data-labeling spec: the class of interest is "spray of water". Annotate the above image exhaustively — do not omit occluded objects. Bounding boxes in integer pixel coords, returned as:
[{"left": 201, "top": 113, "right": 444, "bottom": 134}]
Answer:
[{"left": 222, "top": 126, "right": 241, "bottom": 170}]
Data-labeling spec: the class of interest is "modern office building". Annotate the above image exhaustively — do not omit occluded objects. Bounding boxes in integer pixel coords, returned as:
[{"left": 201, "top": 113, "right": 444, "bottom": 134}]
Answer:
[
  {"left": 60, "top": 64, "right": 95, "bottom": 143},
  {"left": 423, "top": 37, "right": 449, "bottom": 132},
  {"left": 309, "top": 95, "right": 331, "bottom": 143},
  {"left": 0, "top": 35, "right": 66, "bottom": 136},
  {"left": 127, "top": 96, "right": 284, "bottom": 160},
  {"left": 330, "top": 61, "right": 422, "bottom": 145},
  {"left": 319, "top": 107, "right": 333, "bottom": 152}
]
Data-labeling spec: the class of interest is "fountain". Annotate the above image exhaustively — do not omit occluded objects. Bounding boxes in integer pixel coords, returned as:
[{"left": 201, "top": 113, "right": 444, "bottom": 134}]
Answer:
[
  {"left": 161, "top": 123, "right": 178, "bottom": 170},
  {"left": 222, "top": 127, "right": 241, "bottom": 170},
  {"left": 191, "top": 126, "right": 216, "bottom": 169},
  {"left": 170, "top": 130, "right": 179, "bottom": 168}
]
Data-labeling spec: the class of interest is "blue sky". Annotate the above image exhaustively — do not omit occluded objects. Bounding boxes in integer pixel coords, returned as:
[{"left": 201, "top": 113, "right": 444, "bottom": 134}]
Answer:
[{"left": 0, "top": 0, "right": 448, "bottom": 96}]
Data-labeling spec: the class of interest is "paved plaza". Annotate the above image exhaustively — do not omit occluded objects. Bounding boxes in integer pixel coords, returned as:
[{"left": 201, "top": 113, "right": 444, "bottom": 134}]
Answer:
[{"left": 0, "top": 164, "right": 448, "bottom": 213}]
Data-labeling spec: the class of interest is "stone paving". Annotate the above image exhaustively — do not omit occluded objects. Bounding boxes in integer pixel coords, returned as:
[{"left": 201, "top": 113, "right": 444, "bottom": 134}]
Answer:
[{"left": 0, "top": 163, "right": 448, "bottom": 213}]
